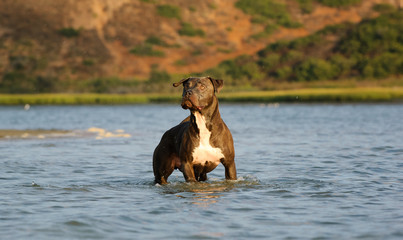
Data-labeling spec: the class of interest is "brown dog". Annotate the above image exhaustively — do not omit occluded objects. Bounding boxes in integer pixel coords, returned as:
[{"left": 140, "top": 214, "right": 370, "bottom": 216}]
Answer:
[{"left": 153, "top": 77, "right": 236, "bottom": 184}]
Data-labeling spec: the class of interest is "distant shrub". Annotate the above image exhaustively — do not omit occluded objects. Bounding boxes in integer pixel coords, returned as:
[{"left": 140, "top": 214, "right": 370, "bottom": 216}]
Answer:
[
  {"left": 145, "top": 35, "right": 170, "bottom": 47},
  {"left": 58, "top": 28, "right": 80, "bottom": 38},
  {"left": 82, "top": 59, "right": 95, "bottom": 66},
  {"left": 257, "top": 53, "right": 280, "bottom": 71},
  {"left": 294, "top": 58, "right": 337, "bottom": 81},
  {"left": 130, "top": 44, "right": 165, "bottom": 57},
  {"left": 275, "top": 66, "right": 292, "bottom": 79},
  {"left": 148, "top": 67, "right": 171, "bottom": 83},
  {"left": 0, "top": 72, "right": 55, "bottom": 93},
  {"left": 360, "top": 53, "right": 403, "bottom": 78},
  {"left": 208, "top": 3, "right": 218, "bottom": 9},
  {"left": 336, "top": 11, "right": 403, "bottom": 57},
  {"left": 251, "top": 24, "right": 278, "bottom": 39},
  {"left": 372, "top": 4, "right": 396, "bottom": 13},
  {"left": 191, "top": 49, "right": 202, "bottom": 56},
  {"left": 329, "top": 54, "right": 355, "bottom": 78},
  {"left": 316, "top": 0, "right": 361, "bottom": 7},
  {"left": 156, "top": 4, "right": 181, "bottom": 19},
  {"left": 288, "top": 34, "right": 322, "bottom": 49},
  {"left": 217, "top": 48, "right": 232, "bottom": 54},
  {"left": 298, "top": 0, "right": 314, "bottom": 14},
  {"left": 178, "top": 22, "right": 205, "bottom": 37},
  {"left": 174, "top": 59, "right": 188, "bottom": 66},
  {"left": 235, "top": 0, "right": 301, "bottom": 28},
  {"left": 281, "top": 50, "right": 303, "bottom": 63},
  {"left": 258, "top": 41, "right": 289, "bottom": 56},
  {"left": 211, "top": 55, "right": 263, "bottom": 85}
]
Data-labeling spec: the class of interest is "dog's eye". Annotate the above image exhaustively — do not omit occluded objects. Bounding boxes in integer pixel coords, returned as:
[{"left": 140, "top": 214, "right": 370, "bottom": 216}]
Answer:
[{"left": 199, "top": 84, "right": 206, "bottom": 90}]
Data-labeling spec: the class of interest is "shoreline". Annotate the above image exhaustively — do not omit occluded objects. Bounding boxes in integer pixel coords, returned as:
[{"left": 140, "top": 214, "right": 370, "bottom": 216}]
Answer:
[{"left": 0, "top": 87, "right": 402, "bottom": 105}]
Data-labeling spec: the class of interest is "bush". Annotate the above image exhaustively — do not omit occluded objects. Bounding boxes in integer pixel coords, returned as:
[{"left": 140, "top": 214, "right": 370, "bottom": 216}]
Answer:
[
  {"left": 288, "top": 34, "right": 322, "bottom": 49},
  {"left": 0, "top": 72, "right": 55, "bottom": 93},
  {"left": 336, "top": 11, "right": 403, "bottom": 57},
  {"left": 34, "top": 76, "right": 55, "bottom": 93},
  {"left": 373, "top": 4, "right": 396, "bottom": 13},
  {"left": 275, "top": 66, "right": 292, "bottom": 79},
  {"left": 156, "top": 5, "right": 181, "bottom": 19},
  {"left": 281, "top": 50, "right": 303, "bottom": 63},
  {"left": 58, "top": 28, "right": 80, "bottom": 38},
  {"left": 362, "top": 53, "right": 403, "bottom": 78},
  {"left": 178, "top": 22, "right": 205, "bottom": 37},
  {"left": 145, "top": 36, "right": 168, "bottom": 46},
  {"left": 329, "top": 54, "right": 355, "bottom": 78},
  {"left": 130, "top": 44, "right": 165, "bottom": 57},
  {"left": 235, "top": 0, "right": 300, "bottom": 28},
  {"left": 0, "top": 72, "right": 32, "bottom": 93},
  {"left": 251, "top": 24, "right": 279, "bottom": 39},
  {"left": 148, "top": 68, "right": 171, "bottom": 83},
  {"left": 298, "top": 0, "right": 314, "bottom": 14},
  {"left": 316, "top": 0, "right": 361, "bottom": 7},
  {"left": 294, "top": 58, "right": 337, "bottom": 81},
  {"left": 236, "top": 0, "right": 288, "bottom": 21},
  {"left": 257, "top": 53, "right": 280, "bottom": 71}
]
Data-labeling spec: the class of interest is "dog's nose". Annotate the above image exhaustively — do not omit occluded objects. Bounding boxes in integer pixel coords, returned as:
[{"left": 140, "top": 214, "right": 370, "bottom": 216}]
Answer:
[{"left": 185, "top": 90, "right": 192, "bottom": 97}]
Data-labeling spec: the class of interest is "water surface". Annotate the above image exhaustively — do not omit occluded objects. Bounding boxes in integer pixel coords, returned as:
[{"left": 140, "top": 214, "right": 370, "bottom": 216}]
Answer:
[{"left": 0, "top": 104, "right": 402, "bottom": 239}]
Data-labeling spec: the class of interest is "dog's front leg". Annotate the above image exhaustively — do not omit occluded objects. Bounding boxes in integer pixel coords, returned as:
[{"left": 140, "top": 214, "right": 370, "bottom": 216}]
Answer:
[
  {"left": 222, "top": 159, "right": 237, "bottom": 180},
  {"left": 181, "top": 161, "right": 196, "bottom": 182}
]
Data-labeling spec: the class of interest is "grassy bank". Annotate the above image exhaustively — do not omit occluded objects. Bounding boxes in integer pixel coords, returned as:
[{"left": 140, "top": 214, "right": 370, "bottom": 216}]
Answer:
[{"left": 0, "top": 88, "right": 402, "bottom": 105}]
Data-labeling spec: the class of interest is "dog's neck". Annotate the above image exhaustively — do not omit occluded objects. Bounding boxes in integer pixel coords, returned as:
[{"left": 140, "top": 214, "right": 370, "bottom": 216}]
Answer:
[{"left": 190, "top": 96, "right": 221, "bottom": 133}]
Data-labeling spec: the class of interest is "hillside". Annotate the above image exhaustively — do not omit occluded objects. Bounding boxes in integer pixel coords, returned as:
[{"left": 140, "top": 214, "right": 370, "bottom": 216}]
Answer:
[
  {"left": 0, "top": 0, "right": 402, "bottom": 93},
  {"left": 201, "top": 7, "right": 403, "bottom": 89}
]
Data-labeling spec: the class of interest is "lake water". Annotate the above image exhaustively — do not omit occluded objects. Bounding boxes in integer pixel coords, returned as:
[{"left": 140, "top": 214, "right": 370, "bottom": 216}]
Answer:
[{"left": 0, "top": 104, "right": 402, "bottom": 239}]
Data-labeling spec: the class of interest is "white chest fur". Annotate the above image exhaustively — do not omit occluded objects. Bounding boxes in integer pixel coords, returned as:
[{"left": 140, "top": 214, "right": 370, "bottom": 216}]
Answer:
[{"left": 192, "top": 112, "right": 224, "bottom": 166}]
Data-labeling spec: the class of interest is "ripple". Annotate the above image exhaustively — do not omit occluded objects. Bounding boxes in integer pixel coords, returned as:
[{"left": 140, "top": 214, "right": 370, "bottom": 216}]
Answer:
[{"left": 64, "top": 220, "right": 89, "bottom": 227}]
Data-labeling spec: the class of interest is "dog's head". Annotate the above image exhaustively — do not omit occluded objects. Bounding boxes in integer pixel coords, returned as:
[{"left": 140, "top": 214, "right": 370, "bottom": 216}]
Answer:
[{"left": 173, "top": 77, "right": 223, "bottom": 112}]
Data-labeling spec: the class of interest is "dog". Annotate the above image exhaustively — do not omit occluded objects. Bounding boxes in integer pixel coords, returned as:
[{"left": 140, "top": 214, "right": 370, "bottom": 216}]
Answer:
[{"left": 153, "top": 77, "right": 236, "bottom": 184}]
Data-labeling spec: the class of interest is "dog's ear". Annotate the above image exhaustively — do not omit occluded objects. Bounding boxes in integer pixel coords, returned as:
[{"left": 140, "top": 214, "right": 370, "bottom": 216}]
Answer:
[
  {"left": 208, "top": 77, "right": 224, "bottom": 93},
  {"left": 173, "top": 78, "right": 189, "bottom": 87}
]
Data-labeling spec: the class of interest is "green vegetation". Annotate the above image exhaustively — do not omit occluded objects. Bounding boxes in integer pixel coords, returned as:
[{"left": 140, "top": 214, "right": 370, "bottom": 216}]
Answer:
[
  {"left": 129, "top": 44, "right": 165, "bottom": 57},
  {"left": 145, "top": 36, "right": 168, "bottom": 46},
  {"left": 235, "top": 0, "right": 302, "bottom": 29},
  {"left": 58, "top": 28, "right": 80, "bottom": 38},
  {"left": 298, "top": 0, "right": 314, "bottom": 14},
  {"left": 373, "top": 3, "right": 397, "bottom": 13},
  {"left": 0, "top": 72, "right": 56, "bottom": 93},
  {"left": 1, "top": 87, "right": 402, "bottom": 105},
  {"left": 316, "top": 0, "right": 361, "bottom": 7},
  {"left": 178, "top": 22, "right": 205, "bottom": 37},
  {"left": 198, "top": 9, "right": 403, "bottom": 86},
  {"left": 148, "top": 67, "right": 171, "bottom": 83},
  {"left": 156, "top": 4, "right": 181, "bottom": 19}
]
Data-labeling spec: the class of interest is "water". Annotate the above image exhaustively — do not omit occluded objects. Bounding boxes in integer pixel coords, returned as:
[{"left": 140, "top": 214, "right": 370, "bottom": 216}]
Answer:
[{"left": 0, "top": 104, "right": 402, "bottom": 239}]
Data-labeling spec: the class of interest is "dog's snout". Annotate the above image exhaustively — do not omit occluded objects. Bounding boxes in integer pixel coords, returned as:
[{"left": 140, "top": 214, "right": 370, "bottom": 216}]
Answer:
[{"left": 185, "top": 90, "right": 192, "bottom": 97}]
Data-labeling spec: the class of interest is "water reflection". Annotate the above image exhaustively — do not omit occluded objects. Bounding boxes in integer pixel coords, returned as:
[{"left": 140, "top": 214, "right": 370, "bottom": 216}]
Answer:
[
  {"left": 176, "top": 185, "right": 226, "bottom": 206},
  {"left": 160, "top": 177, "right": 260, "bottom": 206}
]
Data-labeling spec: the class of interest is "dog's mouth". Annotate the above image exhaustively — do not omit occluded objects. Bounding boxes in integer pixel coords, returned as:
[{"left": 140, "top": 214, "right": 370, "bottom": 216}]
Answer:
[{"left": 181, "top": 98, "right": 204, "bottom": 112}]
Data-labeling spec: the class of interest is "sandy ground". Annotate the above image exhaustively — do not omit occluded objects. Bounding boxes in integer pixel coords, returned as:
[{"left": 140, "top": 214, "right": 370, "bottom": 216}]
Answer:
[
  {"left": 0, "top": 129, "right": 71, "bottom": 139},
  {"left": 0, "top": 128, "right": 132, "bottom": 140}
]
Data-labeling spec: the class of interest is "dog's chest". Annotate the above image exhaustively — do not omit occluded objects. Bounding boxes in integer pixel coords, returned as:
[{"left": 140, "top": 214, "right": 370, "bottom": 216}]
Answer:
[{"left": 192, "top": 112, "right": 224, "bottom": 166}]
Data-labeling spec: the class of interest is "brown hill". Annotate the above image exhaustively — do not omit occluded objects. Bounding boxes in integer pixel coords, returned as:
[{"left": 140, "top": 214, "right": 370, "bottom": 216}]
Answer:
[{"left": 0, "top": 0, "right": 400, "bottom": 85}]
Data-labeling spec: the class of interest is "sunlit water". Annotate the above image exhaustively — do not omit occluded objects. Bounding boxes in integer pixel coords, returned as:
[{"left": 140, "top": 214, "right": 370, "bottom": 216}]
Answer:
[{"left": 0, "top": 104, "right": 402, "bottom": 239}]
